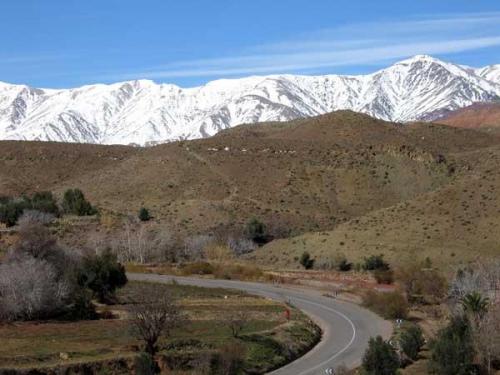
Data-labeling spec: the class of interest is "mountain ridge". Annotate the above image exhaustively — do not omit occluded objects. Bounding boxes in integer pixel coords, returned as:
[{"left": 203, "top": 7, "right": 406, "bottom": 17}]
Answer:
[{"left": 1, "top": 55, "right": 499, "bottom": 145}]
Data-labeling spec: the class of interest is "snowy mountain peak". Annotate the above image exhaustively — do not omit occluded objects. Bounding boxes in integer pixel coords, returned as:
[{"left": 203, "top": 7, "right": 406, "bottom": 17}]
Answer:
[
  {"left": 397, "top": 54, "right": 441, "bottom": 64},
  {"left": 0, "top": 55, "right": 499, "bottom": 145}
]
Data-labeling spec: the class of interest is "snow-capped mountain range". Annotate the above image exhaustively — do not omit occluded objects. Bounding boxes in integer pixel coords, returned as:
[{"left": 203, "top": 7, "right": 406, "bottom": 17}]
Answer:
[{"left": 1, "top": 55, "right": 499, "bottom": 146}]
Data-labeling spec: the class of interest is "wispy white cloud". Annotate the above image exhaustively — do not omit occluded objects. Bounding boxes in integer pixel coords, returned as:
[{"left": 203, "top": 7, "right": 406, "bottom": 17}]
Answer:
[{"left": 101, "top": 12, "right": 500, "bottom": 82}]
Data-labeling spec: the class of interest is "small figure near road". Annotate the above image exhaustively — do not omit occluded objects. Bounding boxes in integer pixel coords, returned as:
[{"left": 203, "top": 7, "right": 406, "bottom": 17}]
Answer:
[{"left": 284, "top": 308, "right": 290, "bottom": 321}]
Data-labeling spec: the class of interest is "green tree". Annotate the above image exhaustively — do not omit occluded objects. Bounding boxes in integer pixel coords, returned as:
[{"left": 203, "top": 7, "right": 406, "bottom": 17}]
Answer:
[
  {"left": 399, "top": 323, "right": 425, "bottom": 361},
  {"left": 429, "top": 315, "right": 475, "bottom": 375},
  {"left": 299, "top": 251, "right": 315, "bottom": 270},
  {"left": 246, "top": 218, "right": 266, "bottom": 243},
  {"left": 138, "top": 207, "right": 151, "bottom": 222},
  {"left": 78, "top": 249, "right": 127, "bottom": 303},
  {"left": 62, "top": 189, "right": 97, "bottom": 216},
  {"left": 362, "top": 336, "right": 399, "bottom": 375}
]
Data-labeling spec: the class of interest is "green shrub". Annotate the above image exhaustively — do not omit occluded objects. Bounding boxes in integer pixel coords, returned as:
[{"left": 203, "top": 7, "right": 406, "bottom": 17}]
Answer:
[
  {"left": 362, "top": 335, "right": 399, "bottom": 375},
  {"left": 0, "top": 197, "right": 31, "bottom": 227},
  {"left": 429, "top": 315, "right": 475, "bottom": 375},
  {"left": 363, "top": 290, "right": 408, "bottom": 319},
  {"left": 363, "top": 254, "right": 390, "bottom": 271},
  {"left": 30, "top": 191, "right": 59, "bottom": 216},
  {"left": 134, "top": 352, "right": 156, "bottom": 375},
  {"left": 0, "top": 192, "right": 59, "bottom": 227},
  {"left": 78, "top": 249, "right": 127, "bottom": 303},
  {"left": 399, "top": 322, "right": 424, "bottom": 361},
  {"left": 63, "top": 289, "right": 97, "bottom": 321},
  {"left": 246, "top": 218, "right": 267, "bottom": 243},
  {"left": 299, "top": 252, "right": 315, "bottom": 270},
  {"left": 334, "top": 253, "right": 352, "bottom": 271},
  {"left": 62, "top": 189, "right": 97, "bottom": 216},
  {"left": 138, "top": 207, "right": 151, "bottom": 222}
]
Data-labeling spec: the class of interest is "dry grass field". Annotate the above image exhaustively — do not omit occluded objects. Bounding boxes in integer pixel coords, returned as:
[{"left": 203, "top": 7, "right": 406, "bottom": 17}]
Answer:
[{"left": 0, "top": 281, "right": 319, "bottom": 374}]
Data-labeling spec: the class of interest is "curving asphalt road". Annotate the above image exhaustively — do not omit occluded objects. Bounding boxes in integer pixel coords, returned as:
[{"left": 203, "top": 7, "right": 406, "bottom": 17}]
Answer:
[{"left": 128, "top": 273, "right": 392, "bottom": 375}]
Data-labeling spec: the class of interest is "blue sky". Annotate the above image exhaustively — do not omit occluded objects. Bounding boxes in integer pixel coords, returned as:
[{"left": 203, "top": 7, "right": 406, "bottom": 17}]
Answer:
[{"left": 1, "top": 0, "right": 500, "bottom": 88}]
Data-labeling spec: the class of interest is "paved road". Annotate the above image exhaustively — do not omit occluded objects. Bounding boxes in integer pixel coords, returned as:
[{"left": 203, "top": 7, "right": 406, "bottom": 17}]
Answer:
[{"left": 128, "top": 273, "right": 392, "bottom": 375}]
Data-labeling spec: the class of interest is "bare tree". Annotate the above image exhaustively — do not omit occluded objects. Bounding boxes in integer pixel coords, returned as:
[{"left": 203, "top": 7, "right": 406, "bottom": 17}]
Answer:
[
  {"left": 226, "top": 236, "right": 256, "bottom": 257},
  {"left": 183, "top": 234, "right": 214, "bottom": 261},
  {"left": 226, "top": 310, "right": 250, "bottom": 338},
  {"left": 17, "top": 210, "right": 55, "bottom": 226},
  {"left": 449, "top": 260, "right": 500, "bottom": 374},
  {"left": 111, "top": 221, "right": 176, "bottom": 264},
  {"left": 130, "top": 285, "right": 182, "bottom": 356},
  {"left": 449, "top": 261, "right": 500, "bottom": 303},
  {"left": 473, "top": 303, "right": 500, "bottom": 374},
  {"left": 0, "top": 258, "right": 70, "bottom": 321},
  {"left": 204, "top": 244, "right": 233, "bottom": 263},
  {"left": 6, "top": 220, "right": 77, "bottom": 279}
]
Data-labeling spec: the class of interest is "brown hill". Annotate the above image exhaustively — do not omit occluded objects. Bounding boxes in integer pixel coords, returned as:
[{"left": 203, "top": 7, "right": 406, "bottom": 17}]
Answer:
[
  {"left": 1, "top": 110, "right": 500, "bottom": 266},
  {"left": 252, "top": 144, "right": 500, "bottom": 269},
  {"left": 436, "top": 102, "right": 500, "bottom": 133}
]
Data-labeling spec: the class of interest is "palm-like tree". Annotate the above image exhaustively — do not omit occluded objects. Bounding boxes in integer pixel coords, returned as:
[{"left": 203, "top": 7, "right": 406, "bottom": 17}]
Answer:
[{"left": 461, "top": 291, "right": 489, "bottom": 320}]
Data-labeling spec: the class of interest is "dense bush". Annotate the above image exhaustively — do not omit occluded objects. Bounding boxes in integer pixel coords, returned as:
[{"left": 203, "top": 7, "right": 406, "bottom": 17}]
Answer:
[
  {"left": 0, "top": 192, "right": 59, "bottom": 227},
  {"left": 246, "top": 218, "right": 267, "bottom": 244},
  {"left": 337, "top": 257, "right": 353, "bottom": 272},
  {"left": 399, "top": 322, "right": 425, "bottom": 361},
  {"left": 179, "top": 261, "right": 264, "bottom": 281},
  {"left": 362, "top": 335, "right": 399, "bottom": 375},
  {"left": 363, "top": 290, "right": 409, "bottom": 319},
  {"left": 30, "top": 191, "right": 59, "bottom": 216},
  {"left": 0, "top": 220, "right": 96, "bottom": 322},
  {"left": 78, "top": 249, "right": 128, "bottom": 303},
  {"left": 429, "top": 315, "right": 475, "bottom": 375},
  {"left": 0, "top": 198, "right": 29, "bottom": 226},
  {"left": 363, "top": 254, "right": 390, "bottom": 271},
  {"left": 62, "top": 189, "right": 97, "bottom": 216},
  {"left": 180, "top": 261, "right": 215, "bottom": 275},
  {"left": 299, "top": 251, "right": 315, "bottom": 270},
  {"left": 396, "top": 261, "right": 447, "bottom": 304},
  {"left": 212, "top": 263, "right": 263, "bottom": 281}
]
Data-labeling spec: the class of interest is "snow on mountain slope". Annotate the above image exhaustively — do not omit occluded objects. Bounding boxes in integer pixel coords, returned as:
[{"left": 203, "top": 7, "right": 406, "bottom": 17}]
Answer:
[
  {"left": 1, "top": 55, "right": 499, "bottom": 145},
  {"left": 476, "top": 64, "right": 500, "bottom": 85}
]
